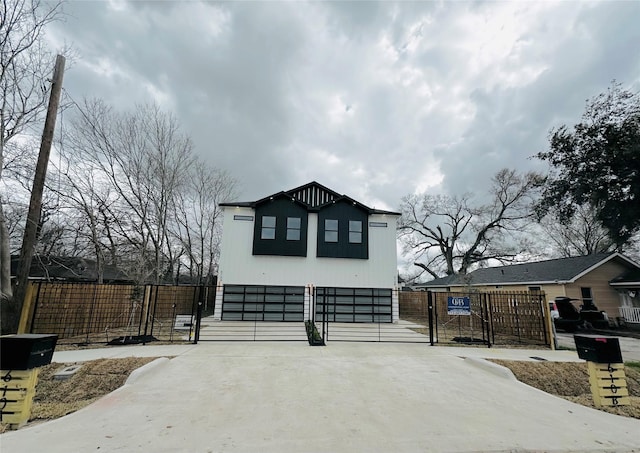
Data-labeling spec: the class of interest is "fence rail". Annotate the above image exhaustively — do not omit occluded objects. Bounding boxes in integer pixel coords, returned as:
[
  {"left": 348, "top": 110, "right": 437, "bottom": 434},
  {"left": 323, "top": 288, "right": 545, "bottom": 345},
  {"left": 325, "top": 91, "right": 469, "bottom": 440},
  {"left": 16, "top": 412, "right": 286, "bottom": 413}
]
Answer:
[
  {"left": 20, "top": 282, "right": 214, "bottom": 345},
  {"left": 19, "top": 282, "right": 551, "bottom": 348},
  {"left": 399, "top": 290, "right": 551, "bottom": 347}
]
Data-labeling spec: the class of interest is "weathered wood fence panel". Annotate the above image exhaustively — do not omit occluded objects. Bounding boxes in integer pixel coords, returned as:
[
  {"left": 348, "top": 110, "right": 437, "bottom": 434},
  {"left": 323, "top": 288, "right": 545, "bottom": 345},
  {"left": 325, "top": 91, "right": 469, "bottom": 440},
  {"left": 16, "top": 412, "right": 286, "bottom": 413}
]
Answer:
[
  {"left": 20, "top": 282, "right": 210, "bottom": 344},
  {"left": 399, "top": 290, "right": 551, "bottom": 347}
]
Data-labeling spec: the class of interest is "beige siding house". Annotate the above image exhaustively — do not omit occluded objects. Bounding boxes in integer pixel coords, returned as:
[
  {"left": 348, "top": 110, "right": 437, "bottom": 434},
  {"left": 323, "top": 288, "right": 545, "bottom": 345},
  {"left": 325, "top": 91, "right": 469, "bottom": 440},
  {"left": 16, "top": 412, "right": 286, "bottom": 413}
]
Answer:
[{"left": 420, "top": 253, "right": 640, "bottom": 326}]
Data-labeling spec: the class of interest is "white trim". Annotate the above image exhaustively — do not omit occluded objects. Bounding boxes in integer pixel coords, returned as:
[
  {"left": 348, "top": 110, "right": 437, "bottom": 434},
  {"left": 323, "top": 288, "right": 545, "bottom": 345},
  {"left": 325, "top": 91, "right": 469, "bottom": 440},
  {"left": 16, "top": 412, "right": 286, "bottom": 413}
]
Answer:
[
  {"left": 422, "top": 280, "right": 569, "bottom": 288},
  {"left": 611, "top": 281, "right": 640, "bottom": 286},
  {"left": 213, "top": 281, "right": 224, "bottom": 321}
]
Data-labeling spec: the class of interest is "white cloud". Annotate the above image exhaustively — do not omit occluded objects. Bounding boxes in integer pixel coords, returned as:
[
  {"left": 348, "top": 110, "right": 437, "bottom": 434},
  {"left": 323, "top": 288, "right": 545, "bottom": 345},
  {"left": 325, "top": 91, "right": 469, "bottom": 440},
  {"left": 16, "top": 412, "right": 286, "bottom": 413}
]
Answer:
[{"left": 46, "top": 0, "right": 640, "bottom": 210}]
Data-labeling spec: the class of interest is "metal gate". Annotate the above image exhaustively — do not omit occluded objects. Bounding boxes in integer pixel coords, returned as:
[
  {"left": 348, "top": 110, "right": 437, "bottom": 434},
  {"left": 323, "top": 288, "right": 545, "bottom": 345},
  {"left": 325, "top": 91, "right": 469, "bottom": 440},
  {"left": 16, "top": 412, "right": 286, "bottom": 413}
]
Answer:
[
  {"left": 314, "top": 287, "right": 392, "bottom": 323},
  {"left": 398, "top": 290, "right": 551, "bottom": 348},
  {"left": 193, "top": 288, "right": 551, "bottom": 347},
  {"left": 194, "top": 285, "right": 308, "bottom": 342},
  {"left": 312, "top": 288, "right": 431, "bottom": 343}
]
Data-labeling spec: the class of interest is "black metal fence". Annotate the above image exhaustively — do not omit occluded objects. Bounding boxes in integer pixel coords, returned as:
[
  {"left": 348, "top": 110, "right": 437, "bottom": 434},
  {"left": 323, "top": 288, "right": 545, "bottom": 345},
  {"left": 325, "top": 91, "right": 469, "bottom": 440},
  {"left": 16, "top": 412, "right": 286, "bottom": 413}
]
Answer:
[
  {"left": 20, "top": 282, "right": 214, "bottom": 346},
  {"left": 399, "top": 290, "right": 551, "bottom": 347},
  {"left": 19, "top": 282, "right": 551, "bottom": 348}
]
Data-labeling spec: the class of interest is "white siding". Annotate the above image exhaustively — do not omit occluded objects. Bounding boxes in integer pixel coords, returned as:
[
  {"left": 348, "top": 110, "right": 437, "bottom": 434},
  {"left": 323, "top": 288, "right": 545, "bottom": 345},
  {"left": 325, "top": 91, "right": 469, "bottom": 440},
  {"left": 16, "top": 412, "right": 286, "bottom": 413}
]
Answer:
[{"left": 218, "top": 207, "right": 398, "bottom": 289}]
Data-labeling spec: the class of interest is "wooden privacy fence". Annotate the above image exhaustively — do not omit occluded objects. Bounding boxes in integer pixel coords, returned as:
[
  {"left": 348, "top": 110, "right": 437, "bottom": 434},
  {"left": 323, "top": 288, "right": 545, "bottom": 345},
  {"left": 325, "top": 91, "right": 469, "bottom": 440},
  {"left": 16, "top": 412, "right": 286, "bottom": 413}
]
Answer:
[
  {"left": 399, "top": 290, "right": 552, "bottom": 347},
  {"left": 18, "top": 282, "right": 213, "bottom": 345}
]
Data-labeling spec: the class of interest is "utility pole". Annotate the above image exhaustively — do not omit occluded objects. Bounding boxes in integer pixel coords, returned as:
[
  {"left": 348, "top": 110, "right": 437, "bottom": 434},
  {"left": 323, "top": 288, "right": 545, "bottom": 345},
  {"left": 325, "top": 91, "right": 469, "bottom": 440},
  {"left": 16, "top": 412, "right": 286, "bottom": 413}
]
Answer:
[{"left": 11, "top": 54, "right": 65, "bottom": 332}]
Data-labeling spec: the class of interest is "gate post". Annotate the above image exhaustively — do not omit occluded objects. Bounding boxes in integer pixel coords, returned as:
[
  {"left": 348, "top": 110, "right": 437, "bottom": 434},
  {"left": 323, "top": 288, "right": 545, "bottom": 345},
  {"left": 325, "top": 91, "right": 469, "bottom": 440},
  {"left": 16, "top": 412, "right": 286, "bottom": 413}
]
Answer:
[
  {"left": 427, "top": 291, "right": 434, "bottom": 346},
  {"left": 141, "top": 285, "right": 153, "bottom": 338},
  {"left": 482, "top": 294, "right": 492, "bottom": 348},
  {"left": 193, "top": 286, "right": 204, "bottom": 344},
  {"left": 17, "top": 283, "right": 39, "bottom": 334}
]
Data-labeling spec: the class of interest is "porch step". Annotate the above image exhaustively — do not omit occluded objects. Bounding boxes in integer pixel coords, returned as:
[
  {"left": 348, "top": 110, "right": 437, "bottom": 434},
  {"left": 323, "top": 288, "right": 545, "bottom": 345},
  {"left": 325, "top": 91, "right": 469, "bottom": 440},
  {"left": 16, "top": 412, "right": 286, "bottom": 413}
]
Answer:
[
  {"left": 321, "top": 322, "right": 431, "bottom": 343},
  {"left": 197, "top": 319, "right": 307, "bottom": 342}
]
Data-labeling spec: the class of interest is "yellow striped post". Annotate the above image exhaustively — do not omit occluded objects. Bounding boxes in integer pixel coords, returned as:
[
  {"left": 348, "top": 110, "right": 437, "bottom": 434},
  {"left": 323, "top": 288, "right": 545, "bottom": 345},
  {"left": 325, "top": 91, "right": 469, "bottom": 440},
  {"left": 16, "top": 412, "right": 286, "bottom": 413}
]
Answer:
[
  {"left": 0, "top": 369, "right": 40, "bottom": 429},
  {"left": 586, "top": 362, "right": 630, "bottom": 407}
]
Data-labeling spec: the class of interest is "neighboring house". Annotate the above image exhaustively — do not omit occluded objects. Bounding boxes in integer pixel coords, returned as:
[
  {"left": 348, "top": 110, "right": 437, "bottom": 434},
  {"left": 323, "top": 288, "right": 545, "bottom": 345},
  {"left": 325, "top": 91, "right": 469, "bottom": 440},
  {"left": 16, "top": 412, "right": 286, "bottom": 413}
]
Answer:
[
  {"left": 216, "top": 182, "right": 400, "bottom": 322},
  {"left": 418, "top": 253, "right": 640, "bottom": 325},
  {"left": 10, "top": 255, "right": 130, "bottom": 283}
]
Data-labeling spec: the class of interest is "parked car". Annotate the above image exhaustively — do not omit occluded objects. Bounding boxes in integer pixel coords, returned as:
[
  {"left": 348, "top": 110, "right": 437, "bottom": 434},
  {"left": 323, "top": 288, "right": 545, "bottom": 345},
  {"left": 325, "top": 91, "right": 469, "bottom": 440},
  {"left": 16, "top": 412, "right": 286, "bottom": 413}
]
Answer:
[{"left": 553, "top": 296, "right": 609, "bottom": 332}]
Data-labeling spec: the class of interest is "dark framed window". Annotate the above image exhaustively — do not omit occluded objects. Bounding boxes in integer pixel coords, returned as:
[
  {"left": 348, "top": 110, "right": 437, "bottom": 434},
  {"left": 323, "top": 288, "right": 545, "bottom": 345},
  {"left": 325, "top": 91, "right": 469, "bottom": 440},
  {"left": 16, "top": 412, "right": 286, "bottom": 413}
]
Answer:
[
  {"left": 261, "top": 216, "right": 276, "bottom": 240},
  {"left": 581, "top": 287, "right": 594, "bottom": 308},
  {"left": 286, "top": 217, "right": 301, "bottom": 241},
  {"left": 325, "top": 219, "right": 338, "bottom": 242},
  {"left": 349, "top": 220, "right": 362, "bottom": 243}
]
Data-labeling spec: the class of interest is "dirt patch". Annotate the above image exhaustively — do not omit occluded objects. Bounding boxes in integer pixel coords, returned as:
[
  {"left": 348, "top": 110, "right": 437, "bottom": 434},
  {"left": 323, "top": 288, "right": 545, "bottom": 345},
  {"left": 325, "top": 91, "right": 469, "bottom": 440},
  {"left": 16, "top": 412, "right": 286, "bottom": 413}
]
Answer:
[
  {"left": 491, "top": 360, "right": 640, "bottom": 419},
  {"left": 0, "top": 357, "right": 156, "bottom": 433}
]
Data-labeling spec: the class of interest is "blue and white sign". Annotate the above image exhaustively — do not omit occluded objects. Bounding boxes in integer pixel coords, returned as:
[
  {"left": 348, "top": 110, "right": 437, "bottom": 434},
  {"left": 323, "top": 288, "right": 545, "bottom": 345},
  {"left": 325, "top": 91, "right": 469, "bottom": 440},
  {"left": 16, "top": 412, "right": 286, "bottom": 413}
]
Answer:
[{"left": 447, "top": 296, "right": 471, "bottom": 315}]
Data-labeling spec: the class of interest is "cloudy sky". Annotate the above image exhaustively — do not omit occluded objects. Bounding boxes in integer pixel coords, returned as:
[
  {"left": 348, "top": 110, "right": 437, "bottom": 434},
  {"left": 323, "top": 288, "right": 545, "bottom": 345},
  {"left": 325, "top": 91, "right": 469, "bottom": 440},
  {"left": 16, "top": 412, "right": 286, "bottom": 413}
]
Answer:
[{"left": 46, "top": 0, "right": 640, "bottom": 211}]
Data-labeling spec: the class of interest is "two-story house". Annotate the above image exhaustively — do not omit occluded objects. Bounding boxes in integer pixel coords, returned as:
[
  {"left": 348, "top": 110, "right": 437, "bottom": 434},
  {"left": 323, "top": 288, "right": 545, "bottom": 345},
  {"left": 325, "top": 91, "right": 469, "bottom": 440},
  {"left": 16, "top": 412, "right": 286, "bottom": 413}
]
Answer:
[{"left": 215, "top": 182, "right": 400, "bottom": 323}]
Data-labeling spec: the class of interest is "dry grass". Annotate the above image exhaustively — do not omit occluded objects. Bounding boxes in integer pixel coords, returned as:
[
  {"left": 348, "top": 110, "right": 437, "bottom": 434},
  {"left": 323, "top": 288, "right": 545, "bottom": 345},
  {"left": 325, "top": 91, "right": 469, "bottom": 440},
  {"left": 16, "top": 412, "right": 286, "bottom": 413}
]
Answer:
[
  {"left": 0, "top": 357, "right": 155, "bottom": 433},
  {"left": 492, "top": 360, "right": 640, "bottom": 419}
]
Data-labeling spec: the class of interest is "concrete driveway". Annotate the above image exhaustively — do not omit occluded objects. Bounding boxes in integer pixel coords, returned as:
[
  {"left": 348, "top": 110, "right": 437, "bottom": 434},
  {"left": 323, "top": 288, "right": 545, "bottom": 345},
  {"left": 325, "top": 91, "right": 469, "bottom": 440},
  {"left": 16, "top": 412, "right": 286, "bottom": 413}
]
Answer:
[{"left": 2, "top": 342, "right": 639, "bottom": 453}]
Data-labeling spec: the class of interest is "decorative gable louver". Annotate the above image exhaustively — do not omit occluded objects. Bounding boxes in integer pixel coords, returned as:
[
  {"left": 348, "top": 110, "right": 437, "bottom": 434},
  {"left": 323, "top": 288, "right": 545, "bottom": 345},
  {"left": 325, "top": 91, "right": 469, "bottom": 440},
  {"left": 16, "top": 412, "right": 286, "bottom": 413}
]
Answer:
[{"left": 287, "top": 184, "right": 338, "bottom": 209}]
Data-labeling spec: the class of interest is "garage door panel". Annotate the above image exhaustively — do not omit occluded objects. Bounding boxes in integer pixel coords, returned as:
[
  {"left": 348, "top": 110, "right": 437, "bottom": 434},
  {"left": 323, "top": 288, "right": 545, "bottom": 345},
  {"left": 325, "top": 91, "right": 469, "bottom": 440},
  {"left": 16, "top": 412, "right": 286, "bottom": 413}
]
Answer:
[
  {"left": 264, "top": 312, "right": 284, "bottom": 321},
  {"left": 315, "top": 287, "right": 392, "bottom": 323},
  {"left": 222, "top": 285, "right": 305, "bottom": 321},
  {"left": 284, "top": 312, "right": 304, "bottom": 321},
  {"left": 355, "top": 314, "right": 373, "bottom": 322},
  {"left": 224, "top": 312, "right": 243, "bottom": 321}
]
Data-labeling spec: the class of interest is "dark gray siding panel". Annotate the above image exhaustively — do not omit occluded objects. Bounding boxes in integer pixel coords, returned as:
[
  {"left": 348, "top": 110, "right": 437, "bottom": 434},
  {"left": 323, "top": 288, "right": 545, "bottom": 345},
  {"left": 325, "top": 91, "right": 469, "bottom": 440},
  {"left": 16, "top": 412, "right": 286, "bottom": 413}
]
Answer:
[
  {"left": 252, "top": 198, "right": 308, "bottom": 256},
  {"left": 317, "top": 201, "right": 369, "bottom": 259}
]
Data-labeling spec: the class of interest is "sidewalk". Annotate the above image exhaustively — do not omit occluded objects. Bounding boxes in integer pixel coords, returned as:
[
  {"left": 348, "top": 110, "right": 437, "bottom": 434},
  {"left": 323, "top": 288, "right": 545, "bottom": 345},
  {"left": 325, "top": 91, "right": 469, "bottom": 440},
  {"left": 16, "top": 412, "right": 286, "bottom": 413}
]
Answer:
[
  {"left": 52, "top": 341, "right": 582, "bottom": 363},
  {"left": 52, "top": 343, "right": 199, "bottom": 363},
  {"left": 3, "top": 342, "right": 638, "bottom": 453}
]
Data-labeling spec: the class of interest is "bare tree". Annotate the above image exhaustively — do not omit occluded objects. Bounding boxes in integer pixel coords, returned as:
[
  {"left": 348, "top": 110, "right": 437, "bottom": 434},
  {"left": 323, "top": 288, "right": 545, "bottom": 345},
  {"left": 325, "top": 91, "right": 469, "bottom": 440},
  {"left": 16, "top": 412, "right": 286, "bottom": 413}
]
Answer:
[
  {"left": 398, "top": 169, "right": 543, "bottom": 280},
  {"left": 64, "top": 99, "right": 199, "bottom": 284},
  {"left": 47, "top": 143, "right": 119, "bottom": 282},
  {"left": 172, "top": 165, "right": 238, "bottom": 283},
  {"left": 537, "top": 204, "right": 617, "bottom": 257},
  {"left": 1, "top": 0, "right": 64, "bottom": 334}
]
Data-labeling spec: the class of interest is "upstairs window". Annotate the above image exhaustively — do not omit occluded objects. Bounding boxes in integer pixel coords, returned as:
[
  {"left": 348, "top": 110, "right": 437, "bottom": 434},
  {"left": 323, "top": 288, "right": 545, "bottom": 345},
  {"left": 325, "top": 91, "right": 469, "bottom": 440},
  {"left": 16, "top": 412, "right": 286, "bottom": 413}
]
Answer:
[
  {"left": 261, "top": 216, "right": 276, "bottom": 240},
  {"left": 316, "top": 201, "right": 368, "bottom": 259},
  {"left": 325, "top": 219, "right": 338, "bottom": 242},
  {"left": 349, "top": 220, "right": 362, "bottom": 243},
  {"left": 286, "top": 217, "right": 301, "bottom": 240}
]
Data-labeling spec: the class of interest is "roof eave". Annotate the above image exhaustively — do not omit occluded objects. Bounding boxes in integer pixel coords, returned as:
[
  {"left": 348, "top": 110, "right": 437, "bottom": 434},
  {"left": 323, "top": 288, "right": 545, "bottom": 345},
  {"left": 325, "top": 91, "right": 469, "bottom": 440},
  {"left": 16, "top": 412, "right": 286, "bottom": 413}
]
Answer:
[{"left": 428, "top": 280, "right": 569, "bottom": 287}]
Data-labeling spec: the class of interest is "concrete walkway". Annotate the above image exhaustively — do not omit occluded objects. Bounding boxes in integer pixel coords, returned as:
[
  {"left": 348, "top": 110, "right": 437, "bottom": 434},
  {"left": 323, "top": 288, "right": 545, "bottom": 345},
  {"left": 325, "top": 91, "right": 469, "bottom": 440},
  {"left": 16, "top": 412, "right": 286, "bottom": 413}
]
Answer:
[{"left": 2, "top": 343, "right": 639, "bottom": 452}]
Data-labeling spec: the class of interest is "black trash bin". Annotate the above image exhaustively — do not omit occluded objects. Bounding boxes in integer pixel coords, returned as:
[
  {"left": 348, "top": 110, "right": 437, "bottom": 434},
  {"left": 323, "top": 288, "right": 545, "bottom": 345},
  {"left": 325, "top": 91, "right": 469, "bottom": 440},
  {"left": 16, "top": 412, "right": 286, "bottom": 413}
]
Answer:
[{"left": 554, "top": 297, "right": 582, "bottom": 332}]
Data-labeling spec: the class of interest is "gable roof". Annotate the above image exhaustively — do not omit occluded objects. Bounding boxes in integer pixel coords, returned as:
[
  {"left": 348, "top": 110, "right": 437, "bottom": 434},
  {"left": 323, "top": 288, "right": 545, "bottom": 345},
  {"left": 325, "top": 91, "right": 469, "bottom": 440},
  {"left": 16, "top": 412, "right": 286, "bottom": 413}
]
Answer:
[
  {"left": 220, "top": 181, "right": 400, "bottom": 215},
  {"left": 422, "top": 253, "right": 640, "bottom": 287}
]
